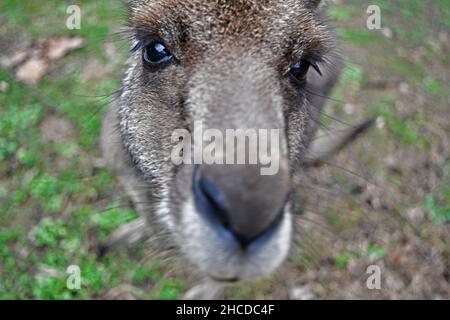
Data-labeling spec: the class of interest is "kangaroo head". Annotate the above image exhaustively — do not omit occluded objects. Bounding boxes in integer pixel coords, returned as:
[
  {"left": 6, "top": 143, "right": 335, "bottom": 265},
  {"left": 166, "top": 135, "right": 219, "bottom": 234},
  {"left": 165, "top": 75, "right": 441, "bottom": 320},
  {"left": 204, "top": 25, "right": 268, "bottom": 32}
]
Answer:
[{"left": 117, "top": 0, "right": 338, "bottom": 282}]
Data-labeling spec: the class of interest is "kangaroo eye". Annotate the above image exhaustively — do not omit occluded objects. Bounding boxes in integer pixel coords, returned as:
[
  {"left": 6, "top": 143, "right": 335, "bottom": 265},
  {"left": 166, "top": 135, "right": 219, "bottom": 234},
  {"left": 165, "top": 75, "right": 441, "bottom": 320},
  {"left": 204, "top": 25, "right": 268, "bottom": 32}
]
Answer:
[
  {"left": 289, "top": 59, "right": 322, "bottom": 82},
  {"left": 289, "top": 59, "right": 311, "bottom": 81},
  {"left": 143, "top": 41, "right": 173, "bottom": 65}
]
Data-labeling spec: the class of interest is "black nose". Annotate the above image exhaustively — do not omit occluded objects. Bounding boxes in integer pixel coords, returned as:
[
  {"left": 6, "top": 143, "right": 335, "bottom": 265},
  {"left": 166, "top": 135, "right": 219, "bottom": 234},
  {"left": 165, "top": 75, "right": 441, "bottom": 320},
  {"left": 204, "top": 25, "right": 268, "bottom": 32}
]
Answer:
[{"left": 193, "top": 164, "right": 289, "bottom": 247}]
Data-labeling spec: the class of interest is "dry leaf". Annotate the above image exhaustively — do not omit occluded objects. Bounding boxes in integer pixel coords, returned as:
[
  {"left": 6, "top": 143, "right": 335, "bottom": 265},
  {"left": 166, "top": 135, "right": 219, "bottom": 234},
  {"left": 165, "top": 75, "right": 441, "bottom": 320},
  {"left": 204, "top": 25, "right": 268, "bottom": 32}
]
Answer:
[
  {"left": 15, "top": 58, "right": 49, "bottom": 85},
  {"left": 0, "top": 81, "right": 9, "bottom": 92},
  {"left": 46, "top": 37, "right": 84, "bottom": 60},
  {"left": 0, "top": 48, "right": 29, "bottom": 69},
  {"left": 3, "top": 37, "right": 84, "bottom": 85}
]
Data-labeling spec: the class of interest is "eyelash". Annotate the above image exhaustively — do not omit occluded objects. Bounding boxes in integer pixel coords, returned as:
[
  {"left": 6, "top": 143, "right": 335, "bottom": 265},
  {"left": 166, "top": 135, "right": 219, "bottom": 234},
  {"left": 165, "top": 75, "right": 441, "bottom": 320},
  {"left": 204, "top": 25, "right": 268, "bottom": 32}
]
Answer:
[
  {"left": 130, "top": 41, "right": 145, "bottom": 54},
  {"left": 309, "top": 61, "right": 322, "bottom": 76}
]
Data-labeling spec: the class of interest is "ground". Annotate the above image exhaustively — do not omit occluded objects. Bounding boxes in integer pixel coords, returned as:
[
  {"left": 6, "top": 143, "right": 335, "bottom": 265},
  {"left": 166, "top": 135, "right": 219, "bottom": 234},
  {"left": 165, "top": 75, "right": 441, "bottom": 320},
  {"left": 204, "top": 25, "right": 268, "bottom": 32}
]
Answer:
[{"left": 0, "top": 0, "right": 449, "bottom": 299}]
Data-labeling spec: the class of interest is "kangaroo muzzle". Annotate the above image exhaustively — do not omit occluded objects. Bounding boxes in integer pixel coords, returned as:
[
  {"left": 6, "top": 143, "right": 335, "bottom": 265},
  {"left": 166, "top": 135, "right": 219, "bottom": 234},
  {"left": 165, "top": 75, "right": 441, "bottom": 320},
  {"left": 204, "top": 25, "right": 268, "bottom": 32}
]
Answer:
[{"left": 193, "top": 160, "right": 290, "bottom": 248}]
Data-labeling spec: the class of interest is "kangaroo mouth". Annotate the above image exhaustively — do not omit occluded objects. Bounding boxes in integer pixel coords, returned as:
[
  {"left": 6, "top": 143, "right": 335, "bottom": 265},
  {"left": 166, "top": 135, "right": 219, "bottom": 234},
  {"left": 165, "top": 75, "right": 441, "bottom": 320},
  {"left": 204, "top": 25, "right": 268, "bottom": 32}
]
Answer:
[
  {"left": 177, "top": 197, "right": 292, "bottom": 281},
  {"left": 162, "top": 160, "right": 293, "bottom": 281},
  {"left": 210, "top": 276, "right": 240, "bottom": 283}
]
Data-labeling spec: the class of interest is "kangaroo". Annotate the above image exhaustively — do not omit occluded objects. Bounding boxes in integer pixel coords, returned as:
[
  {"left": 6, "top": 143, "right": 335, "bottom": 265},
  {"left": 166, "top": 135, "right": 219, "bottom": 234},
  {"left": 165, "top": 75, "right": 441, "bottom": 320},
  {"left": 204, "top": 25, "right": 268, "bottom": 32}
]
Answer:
[{"left": 100, "top": 0, "right": 371, "bottom": 299}]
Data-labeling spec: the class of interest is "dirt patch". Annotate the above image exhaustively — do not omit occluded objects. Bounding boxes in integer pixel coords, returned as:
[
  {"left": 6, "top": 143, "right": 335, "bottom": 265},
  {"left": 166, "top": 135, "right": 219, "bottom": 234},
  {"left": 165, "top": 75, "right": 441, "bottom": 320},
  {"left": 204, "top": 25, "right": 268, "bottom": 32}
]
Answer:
[{"left": 39, "top": 115, "right": 75, "bottom": 143}]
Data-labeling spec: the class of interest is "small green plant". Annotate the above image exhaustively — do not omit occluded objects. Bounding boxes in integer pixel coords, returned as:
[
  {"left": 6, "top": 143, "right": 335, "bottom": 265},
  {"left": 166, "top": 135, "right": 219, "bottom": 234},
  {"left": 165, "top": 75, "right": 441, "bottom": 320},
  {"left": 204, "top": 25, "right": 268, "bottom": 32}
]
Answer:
[
  {"left": 33, "top": 218, "right": 67, "bottom": 248},
  {"left": 335, "top": 254, "right": 350, "bottom": 269},
  {"left": 153, "top": 279, "right": 185, "bottom": 300},
  {"left": 380, "top": 110, "right": 428, "bottom": 148},
  {"left": 132, "top": 264, "right": 161, "bottom": 284},
  {"left": 425, "top": 188, "right": 450, "bottom": 224},
  {"left": 91, "top": 208, "right": 139, "bottom": 237},
  {"left": 422, "top": 77, "right": 443, "bottom": 95},
  {"left": 367, "top": 246, "right": 386, "bottom": 260}
]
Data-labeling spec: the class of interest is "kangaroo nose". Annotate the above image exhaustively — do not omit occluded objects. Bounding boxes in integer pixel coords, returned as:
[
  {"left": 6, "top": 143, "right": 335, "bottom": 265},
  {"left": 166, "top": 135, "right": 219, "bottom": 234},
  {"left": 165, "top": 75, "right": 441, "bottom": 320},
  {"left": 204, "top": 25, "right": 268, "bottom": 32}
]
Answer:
[{"left": 193, "top": 164, "right": 290, "bottom": 247}]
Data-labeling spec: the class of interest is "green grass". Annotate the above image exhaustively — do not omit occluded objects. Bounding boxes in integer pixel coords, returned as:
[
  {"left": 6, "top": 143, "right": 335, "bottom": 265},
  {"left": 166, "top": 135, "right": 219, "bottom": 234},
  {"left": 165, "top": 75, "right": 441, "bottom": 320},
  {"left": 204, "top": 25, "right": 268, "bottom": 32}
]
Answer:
[
  {"left": 0, "top": 1, "right": 185, "bottom": 300},
  {"left": 425, "top": 187, "right": 450, "bottom": 224},
  {"left": 0, "top": 0, "right": 125, "bottom": 54},
  {"left": 422, "top": 77, "right": 444, "bottom": 95},
  {"left": 341, "top": 64, "right": 365, "bottom": 86},
  {"left": 92, "top": 208, "right": 139, "bottom": 240},
  {"left": 335, "top": 254, "right": 350, "bottom": 269},
  {"left": 327, "top": 6, "right": 355, "bottom": 23},
  {"left": 336, "top": 27, "right": 388, "bottom": 48},
  {"left": 380, "top": 110, "right": 429, "bottom": 148},
  {"left": 367, "top": 246, "right": 386, "bottom": 260},
  {"left": 132, "top": 264, "right": 161, "bottom": 284},
  {"left": 364, "top": 94, "right": 430, "bottom": 149}
]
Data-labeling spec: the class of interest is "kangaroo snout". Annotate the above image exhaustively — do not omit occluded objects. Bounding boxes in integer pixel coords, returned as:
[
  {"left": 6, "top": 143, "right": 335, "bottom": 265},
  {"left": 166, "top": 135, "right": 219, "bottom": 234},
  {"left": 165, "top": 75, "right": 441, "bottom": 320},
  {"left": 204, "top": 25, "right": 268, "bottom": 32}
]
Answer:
[{"left": 193, "top": 161, "right": 290, "bottom": 248}]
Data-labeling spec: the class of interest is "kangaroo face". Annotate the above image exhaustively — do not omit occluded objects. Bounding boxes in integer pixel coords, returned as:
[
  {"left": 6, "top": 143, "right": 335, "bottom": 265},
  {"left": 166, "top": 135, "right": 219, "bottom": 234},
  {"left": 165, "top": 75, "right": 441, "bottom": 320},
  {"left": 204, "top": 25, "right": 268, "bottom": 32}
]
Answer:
[{"left": 118, "top": 0, "right": 336, "bottom": 281}]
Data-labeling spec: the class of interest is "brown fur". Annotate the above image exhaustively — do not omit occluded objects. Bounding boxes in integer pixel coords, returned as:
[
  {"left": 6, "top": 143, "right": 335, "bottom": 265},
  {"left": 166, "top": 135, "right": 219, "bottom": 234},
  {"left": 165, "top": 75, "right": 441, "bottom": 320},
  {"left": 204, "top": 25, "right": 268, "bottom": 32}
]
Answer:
[{"left": 101, "top": 0, "right": 346, "bottom": 298}]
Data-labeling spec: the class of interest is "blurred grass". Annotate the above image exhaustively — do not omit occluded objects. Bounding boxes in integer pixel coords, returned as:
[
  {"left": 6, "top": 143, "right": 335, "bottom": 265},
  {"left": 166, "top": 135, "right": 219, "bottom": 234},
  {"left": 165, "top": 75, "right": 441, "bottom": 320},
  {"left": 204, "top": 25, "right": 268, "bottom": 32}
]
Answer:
[
  {"left": 0, "top": 1, "right": 186, "bottom": 300},
  {"left": 0, "top": 0, "right": 449, "bottom": 299}
]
